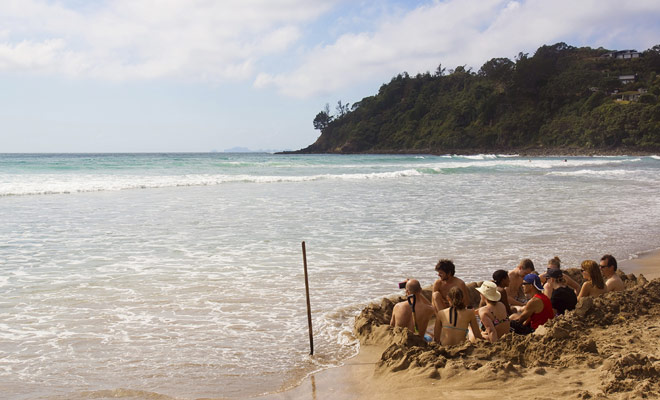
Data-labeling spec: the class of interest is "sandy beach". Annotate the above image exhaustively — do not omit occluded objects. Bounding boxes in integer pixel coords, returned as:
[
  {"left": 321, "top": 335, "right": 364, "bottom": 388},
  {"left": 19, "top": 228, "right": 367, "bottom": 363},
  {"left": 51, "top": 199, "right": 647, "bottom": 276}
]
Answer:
[{"left": 261, "top": 250, "right": 660, "bottom": 400}]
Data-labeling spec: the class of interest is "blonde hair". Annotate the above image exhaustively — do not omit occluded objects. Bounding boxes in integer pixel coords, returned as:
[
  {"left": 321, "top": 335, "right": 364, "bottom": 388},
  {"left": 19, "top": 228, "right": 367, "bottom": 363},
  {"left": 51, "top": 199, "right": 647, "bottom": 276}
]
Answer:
[{"left": 581, "top": 260, "right": 605, "bottom": 290}]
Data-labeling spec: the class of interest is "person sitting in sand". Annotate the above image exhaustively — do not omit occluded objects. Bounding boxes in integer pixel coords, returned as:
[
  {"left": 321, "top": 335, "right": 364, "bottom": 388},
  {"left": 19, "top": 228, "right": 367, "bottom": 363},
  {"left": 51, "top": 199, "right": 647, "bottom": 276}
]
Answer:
[
  {"left": 475, "top": 281, "right": 510, "bottom": 342},
  {"left": 540, "top": 256, "right": 580, "bottom": 294},
  {"left": 390, "top": 279, "right": 435, "bottom": 340},
  {"left": 578, "top": 260, "right": 607, "bottom": 299},
  {"left": 544, "top": 268, "right": 577, "bottom": 315},
  {"left": 509, "top": 274, "right": 554, "bottom": 335},
  {"left": 478, "top": 269, "right": 512, "bottom": 315},
  {"left": 434, "top": 287, "right": 483, "bottom": 345},
  {"left": 432, "top": 259, "right": 471, "bottom": 312},
  {"left": 507, "top": 259, "right": 535, "bottom": 306},
  {"left": 600, "top": 254, "right": 624, "bottom": 292}
]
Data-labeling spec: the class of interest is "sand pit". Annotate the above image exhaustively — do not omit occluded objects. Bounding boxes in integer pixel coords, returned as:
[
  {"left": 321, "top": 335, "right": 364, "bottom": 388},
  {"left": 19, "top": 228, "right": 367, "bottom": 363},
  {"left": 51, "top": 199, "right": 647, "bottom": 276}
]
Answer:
[{"left": 351, "top": 271, "right": 660, "bottom": 399}]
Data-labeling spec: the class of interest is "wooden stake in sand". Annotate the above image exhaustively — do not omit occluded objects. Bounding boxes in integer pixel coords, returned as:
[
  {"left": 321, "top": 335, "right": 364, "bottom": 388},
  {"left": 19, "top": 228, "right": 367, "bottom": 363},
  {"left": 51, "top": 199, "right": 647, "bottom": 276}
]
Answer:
[{"left": 302, "top": 241, "right": 314, "bottom": 355}]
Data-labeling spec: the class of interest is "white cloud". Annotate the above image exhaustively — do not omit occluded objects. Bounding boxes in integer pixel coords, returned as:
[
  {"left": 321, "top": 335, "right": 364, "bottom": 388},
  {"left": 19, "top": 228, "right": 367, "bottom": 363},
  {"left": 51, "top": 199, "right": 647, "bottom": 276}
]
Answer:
[
  {"left": 0, "top": 0, "right": 333, "bottom": 81},
  {"left": 3, "top": 0, "right": 660, "bottom": 97},
  {"left": 256, "top": 0, "right": 660, "bottom": 97}
]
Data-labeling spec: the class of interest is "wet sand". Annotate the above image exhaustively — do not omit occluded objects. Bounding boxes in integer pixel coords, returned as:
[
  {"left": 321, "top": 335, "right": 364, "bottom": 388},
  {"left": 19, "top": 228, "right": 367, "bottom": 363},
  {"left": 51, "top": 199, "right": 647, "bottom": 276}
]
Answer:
[
  {"left": 260, "top": 250, "right": 660, "bottom": 400},
  {"left": 621, "top": 250, "right": 660, "bottom": 280}
]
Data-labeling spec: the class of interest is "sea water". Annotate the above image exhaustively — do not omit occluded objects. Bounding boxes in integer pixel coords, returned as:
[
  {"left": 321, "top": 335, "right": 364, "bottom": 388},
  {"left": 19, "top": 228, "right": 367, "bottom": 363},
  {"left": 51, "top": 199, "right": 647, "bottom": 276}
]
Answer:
[{"left": 1, "top": 153, "right": 659, "bottom": 399}]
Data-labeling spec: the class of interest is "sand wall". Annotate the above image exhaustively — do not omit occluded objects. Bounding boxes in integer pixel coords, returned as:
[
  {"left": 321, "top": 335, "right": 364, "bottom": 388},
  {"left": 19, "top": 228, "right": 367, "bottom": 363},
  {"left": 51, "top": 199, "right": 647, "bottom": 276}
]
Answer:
[{"left": 353, "top": 270, "right": 660, "bottom": 399}]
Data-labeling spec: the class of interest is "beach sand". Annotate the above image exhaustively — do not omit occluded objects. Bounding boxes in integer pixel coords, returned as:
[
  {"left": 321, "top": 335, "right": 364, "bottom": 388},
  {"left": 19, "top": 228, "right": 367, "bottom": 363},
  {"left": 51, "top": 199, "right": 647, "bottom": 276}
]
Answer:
[{"left": 259, "top": 251, "right": 660, "bottom": 400}]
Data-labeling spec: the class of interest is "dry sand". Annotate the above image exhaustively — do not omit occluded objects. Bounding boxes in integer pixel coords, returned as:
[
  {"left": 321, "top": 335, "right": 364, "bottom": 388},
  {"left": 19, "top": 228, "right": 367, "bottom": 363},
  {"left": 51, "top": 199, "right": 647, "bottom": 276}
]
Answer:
[{"left": 260, "top": 252, "right": 660, "bottom": 400}]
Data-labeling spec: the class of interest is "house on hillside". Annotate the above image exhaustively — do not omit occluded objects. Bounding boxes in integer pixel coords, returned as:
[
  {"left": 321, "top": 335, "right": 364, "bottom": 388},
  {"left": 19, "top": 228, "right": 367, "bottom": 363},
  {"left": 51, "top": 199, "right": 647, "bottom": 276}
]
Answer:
[
  {"left": 601, "top": 50, "right": 642, "bottom": 59},
  {"left": 618, "top": 74, "right": 637, "bottom": 84},
  {"left": 614, "top": 88, "right": 648, "bottom": 102}
]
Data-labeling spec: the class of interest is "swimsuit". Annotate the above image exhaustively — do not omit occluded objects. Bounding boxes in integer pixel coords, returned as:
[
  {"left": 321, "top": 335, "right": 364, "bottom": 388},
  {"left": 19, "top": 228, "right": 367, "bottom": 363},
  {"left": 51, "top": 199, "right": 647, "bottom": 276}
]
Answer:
[
  {"left": 442, "top": 325, "right": 469, "bottom": 334},
  {"left": 491, "top": 314, "right": 509, "bottom": 326},
  {"left": 550, "top": 286, "right": 577, "bottom": 315},
  {"left": 443, "top": 307, "right": 469, "bottom": 334},
  {"left": 480, "top": 310, "right": 509, "bottom": 331}
]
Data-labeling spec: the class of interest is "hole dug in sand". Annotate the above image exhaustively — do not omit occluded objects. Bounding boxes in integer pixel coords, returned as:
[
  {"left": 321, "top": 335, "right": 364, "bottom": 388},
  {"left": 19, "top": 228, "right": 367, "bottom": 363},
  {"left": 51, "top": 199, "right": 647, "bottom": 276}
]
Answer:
[{"left": 355, "top": 275, "right": 660, "bottom": 398}]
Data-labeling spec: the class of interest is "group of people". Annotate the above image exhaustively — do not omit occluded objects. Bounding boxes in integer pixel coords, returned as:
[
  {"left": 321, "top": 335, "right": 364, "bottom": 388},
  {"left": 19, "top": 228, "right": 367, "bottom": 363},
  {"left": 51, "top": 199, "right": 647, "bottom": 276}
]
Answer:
[{"left": 390, "top": 254, "right": 624, "bottom": 345}]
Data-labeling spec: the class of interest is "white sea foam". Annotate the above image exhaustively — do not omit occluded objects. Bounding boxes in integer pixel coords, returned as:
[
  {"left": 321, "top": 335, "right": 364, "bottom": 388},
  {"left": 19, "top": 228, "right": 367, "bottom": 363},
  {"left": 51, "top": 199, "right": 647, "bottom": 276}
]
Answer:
[
  {"left": 547, "top": 169, "right": 632, "bottom": 177},
  {"left": 546, "top": 169, "right": 657, "bottom": 183},
  {"left": 458, "top": 154, "right": 498, "bottom": 160},
  {"left": 0, "top": 169, "right": 428, "bottom": 196}
]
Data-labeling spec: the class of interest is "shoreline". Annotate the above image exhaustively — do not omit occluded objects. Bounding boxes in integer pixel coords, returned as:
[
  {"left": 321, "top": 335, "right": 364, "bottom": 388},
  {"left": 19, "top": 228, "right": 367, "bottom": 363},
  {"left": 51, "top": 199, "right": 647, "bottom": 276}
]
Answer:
[
  {"left": 259, "top": 249, "right": 660, "bottom": 400},
  {"left": 277, "top": 148, "right": 659, "bottom": 157},
  {"left": 620, "top": 248, "right": 660, "bottom": 280}
]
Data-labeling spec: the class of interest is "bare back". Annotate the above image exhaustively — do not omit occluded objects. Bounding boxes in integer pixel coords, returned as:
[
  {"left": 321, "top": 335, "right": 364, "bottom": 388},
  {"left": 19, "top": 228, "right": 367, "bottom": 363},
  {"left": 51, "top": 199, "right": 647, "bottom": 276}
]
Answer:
[
  {"left": 390, "top": 295, "right": 435, "bottom": 337},
  {"left": 606, "top": 275, "right": 624, "bottom": 292},
  {"left": 435, "top": 307, "right": 480, "bottom": 346}
]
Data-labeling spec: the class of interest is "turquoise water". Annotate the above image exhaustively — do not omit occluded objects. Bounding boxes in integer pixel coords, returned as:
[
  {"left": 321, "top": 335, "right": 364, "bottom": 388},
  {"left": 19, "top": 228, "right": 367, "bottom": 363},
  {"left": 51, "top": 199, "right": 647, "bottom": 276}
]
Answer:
[{"left": 1, "top": 153, "right": 659, "bottom": 399}]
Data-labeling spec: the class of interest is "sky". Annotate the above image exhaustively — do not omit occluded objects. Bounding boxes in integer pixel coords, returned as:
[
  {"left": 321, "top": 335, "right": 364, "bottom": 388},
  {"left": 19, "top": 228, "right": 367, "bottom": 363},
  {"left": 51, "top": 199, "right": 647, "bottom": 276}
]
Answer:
[{"left": 1, "top": 0, "right": 660, "bottom": 153}]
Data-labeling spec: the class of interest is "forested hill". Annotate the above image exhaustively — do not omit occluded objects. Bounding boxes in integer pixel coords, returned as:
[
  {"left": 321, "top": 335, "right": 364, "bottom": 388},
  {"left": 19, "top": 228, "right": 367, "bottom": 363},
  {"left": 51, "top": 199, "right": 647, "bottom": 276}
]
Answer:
[{"left": 292, "top": 43, "right": 660, "bottom": 154}]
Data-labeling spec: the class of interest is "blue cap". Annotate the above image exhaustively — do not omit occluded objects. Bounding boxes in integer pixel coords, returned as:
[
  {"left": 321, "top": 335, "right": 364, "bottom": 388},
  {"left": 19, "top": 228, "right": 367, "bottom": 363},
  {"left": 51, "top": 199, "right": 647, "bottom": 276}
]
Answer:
[{"left": 523, "top": 273, "right": 543, "bottom": 291}]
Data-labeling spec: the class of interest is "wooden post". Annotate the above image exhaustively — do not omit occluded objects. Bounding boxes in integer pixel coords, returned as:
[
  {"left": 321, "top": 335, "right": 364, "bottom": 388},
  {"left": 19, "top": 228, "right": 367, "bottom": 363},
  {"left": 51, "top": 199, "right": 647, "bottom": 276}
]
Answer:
[{"left": 302, "top": 241, "right": 314, "bottom": 355}]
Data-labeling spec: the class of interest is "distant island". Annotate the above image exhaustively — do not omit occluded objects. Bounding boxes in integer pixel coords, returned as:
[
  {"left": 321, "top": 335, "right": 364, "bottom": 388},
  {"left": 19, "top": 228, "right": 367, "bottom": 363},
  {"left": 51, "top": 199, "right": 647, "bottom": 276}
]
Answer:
[
  {"left": 223, "top": 147, "right": 254, "bottom": 153},
  {"left": 286, "top": 43, "right": 660, "bottom": 155},
  {"left": 223, "top": 147, "right": 291, "bottom": 153}
]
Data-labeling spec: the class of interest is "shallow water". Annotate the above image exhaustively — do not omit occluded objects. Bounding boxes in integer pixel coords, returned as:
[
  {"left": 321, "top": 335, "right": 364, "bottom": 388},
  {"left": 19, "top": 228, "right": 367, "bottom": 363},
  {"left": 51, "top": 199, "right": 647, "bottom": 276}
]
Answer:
[{"left": 1, "top": 153, "right": 659, "bottom": 399}]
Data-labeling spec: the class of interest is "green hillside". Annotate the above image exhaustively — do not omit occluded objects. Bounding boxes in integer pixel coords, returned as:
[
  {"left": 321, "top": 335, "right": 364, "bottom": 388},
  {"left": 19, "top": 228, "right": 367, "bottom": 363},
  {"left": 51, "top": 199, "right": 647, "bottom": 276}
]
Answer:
[{"left": 294, "top": 43, "right": 660, "bottom": 154}]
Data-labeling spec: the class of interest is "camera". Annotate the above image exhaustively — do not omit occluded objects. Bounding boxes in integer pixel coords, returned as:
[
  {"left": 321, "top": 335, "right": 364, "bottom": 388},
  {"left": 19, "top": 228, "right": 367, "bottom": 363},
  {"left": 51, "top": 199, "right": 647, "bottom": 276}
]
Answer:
[{"left": 398, "top": 281, "right": 407, "bottom": 289}]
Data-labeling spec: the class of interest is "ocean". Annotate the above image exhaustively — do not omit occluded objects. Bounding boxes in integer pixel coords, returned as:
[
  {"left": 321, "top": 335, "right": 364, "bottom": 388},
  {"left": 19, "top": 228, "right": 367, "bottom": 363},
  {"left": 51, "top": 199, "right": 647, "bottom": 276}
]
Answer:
[{"left": 1, "top": 153, "right": 659, "bottom": 399}]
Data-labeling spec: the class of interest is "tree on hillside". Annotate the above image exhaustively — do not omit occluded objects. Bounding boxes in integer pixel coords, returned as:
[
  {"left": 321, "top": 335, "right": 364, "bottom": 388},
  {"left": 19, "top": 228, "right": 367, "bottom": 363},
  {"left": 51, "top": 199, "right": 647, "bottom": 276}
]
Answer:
[
  {"left": 478, "top": 57, "right": 515, "bottom": 82},
  {"left": 313, "top": 103, "right": 333, "bottom": 131},
  {"left": 336, "top": 100, "right": 351, "bottom": 117},
  {"left": 434, "top": 63, "right": 446, "bottom": 77}
]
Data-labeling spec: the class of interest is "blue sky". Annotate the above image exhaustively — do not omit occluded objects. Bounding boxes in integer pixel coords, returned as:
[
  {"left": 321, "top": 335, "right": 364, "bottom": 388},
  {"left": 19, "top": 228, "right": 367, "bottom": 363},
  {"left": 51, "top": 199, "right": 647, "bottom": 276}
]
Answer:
[{"left": 2, "top": 0, "right": 660, "bottom": 153}]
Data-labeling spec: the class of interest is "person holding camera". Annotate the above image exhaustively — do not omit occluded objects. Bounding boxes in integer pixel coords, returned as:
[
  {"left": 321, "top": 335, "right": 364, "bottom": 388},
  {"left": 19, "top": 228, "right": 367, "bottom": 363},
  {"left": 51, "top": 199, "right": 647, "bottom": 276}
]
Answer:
[{"left": 390, "top": 279, "right": 435, "bottom": 340}]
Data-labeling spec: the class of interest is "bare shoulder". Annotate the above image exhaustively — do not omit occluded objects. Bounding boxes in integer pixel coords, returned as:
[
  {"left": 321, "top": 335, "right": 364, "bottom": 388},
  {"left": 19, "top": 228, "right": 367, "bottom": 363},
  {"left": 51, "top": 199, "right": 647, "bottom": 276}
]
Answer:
[
  {"left": 606, "top": 276, "right": 624, "bottom": 291},
  {"left": 419, "top": 300, "right": 435, "bottom": 312},
  {"left": 527, "top": 295, "right": 543, "bottom": 311},
  {"left": 438, "top": 308, "right": 448, "bottom": 322}
]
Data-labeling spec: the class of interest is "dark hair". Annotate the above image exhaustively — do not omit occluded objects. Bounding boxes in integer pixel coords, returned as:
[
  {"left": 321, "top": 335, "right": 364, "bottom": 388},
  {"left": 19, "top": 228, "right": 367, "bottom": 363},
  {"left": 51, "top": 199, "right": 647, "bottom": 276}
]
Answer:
[
  {"left": 582, "top": 260, "right": 605, "bottom": 290},
  {"left": 435, "top": 259, "right": 455, "bottom": 276},
  {"left": 548, "top": 256, "right": 561, "bottom": 268},
  {"left": 546, "top": 268, "right": 565, "bottom": 283},
  {"left": 447, "top": 286, "right": 465, "bottom": 309},
  {"left": 519, "top": 258, "right": 535, "bottom": 272},
  {"left": 492, "top": 269, "right": 508, "bottom": 286},
  {"left": 600, "top": 254, "right": 617, "bottom": 271}
]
